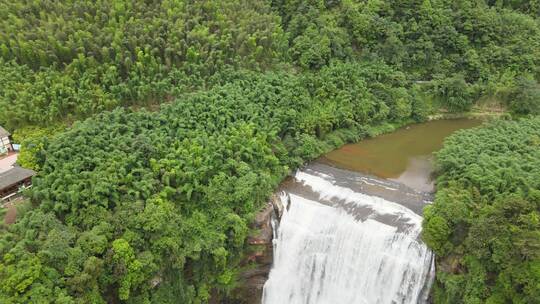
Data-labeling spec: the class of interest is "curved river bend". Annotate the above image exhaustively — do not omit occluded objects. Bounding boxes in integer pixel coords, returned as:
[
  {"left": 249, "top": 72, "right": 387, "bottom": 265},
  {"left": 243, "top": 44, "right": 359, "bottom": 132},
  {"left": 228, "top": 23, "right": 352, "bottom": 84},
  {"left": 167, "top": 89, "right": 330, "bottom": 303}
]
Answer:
[{"left": 262, "top": 118, "right": 481, "bottom": 304}]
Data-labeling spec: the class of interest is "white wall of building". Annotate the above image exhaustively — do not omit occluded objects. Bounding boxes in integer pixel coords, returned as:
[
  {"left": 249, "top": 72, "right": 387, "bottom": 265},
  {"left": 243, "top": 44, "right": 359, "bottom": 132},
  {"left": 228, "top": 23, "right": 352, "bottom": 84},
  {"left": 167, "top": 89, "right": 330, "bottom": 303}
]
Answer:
[{"left": 0, "top": 136, "right": 11, "bottom": 152}]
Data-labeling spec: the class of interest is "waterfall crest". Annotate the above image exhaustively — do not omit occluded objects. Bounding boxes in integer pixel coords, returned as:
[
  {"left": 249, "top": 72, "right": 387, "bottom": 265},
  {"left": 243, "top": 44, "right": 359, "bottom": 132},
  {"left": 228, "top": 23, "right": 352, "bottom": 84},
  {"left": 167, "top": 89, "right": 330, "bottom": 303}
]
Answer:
[{"left": 262, "top": 167, "right": 434, "bottom": 304}]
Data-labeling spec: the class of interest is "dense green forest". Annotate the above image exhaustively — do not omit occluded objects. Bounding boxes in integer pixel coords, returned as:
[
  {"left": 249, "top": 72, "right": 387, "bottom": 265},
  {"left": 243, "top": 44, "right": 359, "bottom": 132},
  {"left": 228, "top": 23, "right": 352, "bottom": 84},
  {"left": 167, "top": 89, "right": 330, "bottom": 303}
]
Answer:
[
  {"left": 0, "top": 64, "right": 423, "bottom": 303},
  {"left": 2, "top": 0, "right": 540, "bottom": 131},
  {"left": 0, "top": 0, "right": 539, "bottom": 303},
  {"left": 423, "top": 117, "right": 540, "bottom": 303}
]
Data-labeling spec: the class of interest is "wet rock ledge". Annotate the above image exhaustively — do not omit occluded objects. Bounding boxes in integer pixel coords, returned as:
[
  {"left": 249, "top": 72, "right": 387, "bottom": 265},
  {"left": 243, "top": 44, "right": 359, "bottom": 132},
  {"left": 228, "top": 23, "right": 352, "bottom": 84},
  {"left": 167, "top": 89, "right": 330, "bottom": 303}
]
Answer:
[{"left": 231, "top": 194, "right": 284, "bottom": 304}]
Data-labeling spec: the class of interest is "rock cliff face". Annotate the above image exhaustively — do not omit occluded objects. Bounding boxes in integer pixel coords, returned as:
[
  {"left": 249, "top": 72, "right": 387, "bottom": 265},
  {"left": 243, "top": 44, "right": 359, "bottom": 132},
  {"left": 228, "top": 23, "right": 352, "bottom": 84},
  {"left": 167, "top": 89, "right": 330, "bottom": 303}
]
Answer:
[{"left": 231, "top": 194, "right": 284, "bottom": 304}]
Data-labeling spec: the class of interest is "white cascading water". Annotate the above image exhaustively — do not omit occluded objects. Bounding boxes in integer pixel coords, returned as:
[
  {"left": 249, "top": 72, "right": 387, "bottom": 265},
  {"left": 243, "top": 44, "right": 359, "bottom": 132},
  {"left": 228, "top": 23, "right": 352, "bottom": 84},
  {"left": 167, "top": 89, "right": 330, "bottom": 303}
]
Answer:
[{"left": 262, "top": 169, "right": 434, "bottom": 304}]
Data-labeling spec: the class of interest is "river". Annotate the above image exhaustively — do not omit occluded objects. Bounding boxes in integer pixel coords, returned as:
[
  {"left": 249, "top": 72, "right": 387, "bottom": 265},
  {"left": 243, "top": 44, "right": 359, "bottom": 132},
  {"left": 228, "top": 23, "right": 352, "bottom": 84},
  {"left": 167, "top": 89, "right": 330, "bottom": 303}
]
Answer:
[{"left": 262, "top": 118, "right": 482, "bottom": 304}]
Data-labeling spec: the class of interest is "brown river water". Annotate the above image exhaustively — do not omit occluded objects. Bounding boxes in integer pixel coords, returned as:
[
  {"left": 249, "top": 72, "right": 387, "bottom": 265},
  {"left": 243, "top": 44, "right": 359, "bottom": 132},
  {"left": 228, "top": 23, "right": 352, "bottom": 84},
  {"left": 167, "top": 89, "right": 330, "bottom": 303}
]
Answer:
[{"left": 319, "top": 118, "right": 482, "bottom": 192}]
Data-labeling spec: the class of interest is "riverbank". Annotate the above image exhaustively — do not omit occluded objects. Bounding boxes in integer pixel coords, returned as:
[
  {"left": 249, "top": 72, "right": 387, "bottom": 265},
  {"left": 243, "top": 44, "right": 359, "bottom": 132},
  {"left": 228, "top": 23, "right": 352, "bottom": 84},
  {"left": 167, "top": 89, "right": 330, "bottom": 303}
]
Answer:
[{"left": 428, "top": 102, "right": 508, "bottom": 121}]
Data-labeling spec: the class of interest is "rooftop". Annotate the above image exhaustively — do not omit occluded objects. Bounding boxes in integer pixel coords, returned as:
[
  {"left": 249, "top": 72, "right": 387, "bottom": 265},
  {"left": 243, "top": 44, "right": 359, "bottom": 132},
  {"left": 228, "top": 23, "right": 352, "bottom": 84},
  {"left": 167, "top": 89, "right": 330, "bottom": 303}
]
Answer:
[
  {"left": 0, "top": 167, "right": 35, "bottom": 190},
  {"left": 0, "top": 126, "right": 10, "bottom": 138},
  {"left": 0, "top": 153, "right": 18, "bottom": 174}
]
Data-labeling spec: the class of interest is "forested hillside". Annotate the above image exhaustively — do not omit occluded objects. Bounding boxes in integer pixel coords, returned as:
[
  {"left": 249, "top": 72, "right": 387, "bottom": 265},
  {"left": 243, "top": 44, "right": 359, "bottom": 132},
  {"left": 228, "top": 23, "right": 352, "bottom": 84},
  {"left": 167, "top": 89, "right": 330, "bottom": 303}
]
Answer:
[
  {"left": 0, "top": 0, "right": 287, "bottom": 128},
  {"left": 0, "top": 0, "right": 539, "bottom": 303},
  {"left": 423, "top": 117, "right": 540, "bottom": 303},
  {"left": 2, "top": 0, "right": 540, "bottom": 130},
  {"left": 0, "top": 64, "right": 422, "bottom": 303}
]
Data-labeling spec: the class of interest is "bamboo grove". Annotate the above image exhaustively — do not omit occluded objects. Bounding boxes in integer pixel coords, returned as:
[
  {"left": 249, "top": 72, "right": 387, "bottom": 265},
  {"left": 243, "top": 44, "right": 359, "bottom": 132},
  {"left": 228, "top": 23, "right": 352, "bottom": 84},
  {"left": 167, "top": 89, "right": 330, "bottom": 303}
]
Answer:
[
  {"left": 423, "top": 117, "right": 540, "bottom": 303},
  {"left": 0, "top": 0, "right": 539, "bottom": 303}
]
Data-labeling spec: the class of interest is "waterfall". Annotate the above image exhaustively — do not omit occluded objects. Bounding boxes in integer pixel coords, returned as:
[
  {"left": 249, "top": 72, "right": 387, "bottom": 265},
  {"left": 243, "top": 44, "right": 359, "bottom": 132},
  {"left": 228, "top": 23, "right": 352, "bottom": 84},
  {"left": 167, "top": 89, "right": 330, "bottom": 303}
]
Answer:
[{"left": 262, "top": 167, "right": 434, "bottom": 304}]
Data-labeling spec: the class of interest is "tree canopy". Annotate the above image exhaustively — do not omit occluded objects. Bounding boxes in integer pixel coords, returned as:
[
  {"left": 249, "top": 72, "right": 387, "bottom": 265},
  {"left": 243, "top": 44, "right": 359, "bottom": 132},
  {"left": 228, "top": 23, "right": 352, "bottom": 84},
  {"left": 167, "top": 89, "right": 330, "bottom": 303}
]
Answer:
[
  {"left": 423, "top": 117, "right": 540, "bottom": 303},
  {"left": 1, "top": 0, "right": 540, "bottom": 130},
  {"left": 0, "top": 64, "right": 424, "bottom": 303},
  {"left": 0, "top": 0, "right": 539, "bottom": 303}
]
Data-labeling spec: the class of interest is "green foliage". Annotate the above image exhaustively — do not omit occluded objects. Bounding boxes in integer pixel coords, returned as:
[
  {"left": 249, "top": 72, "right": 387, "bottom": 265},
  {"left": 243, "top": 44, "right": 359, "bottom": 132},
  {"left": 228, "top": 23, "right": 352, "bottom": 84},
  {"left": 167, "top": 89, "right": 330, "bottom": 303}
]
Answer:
[
  {"left": 11, "top": 125, "right": 66, "bottom": 171},
  {"left": 0, "top": 0, "right": 539, "bottom": 303},
  {"left": 112, "top": 239, "right": 145, "bottom": 300},
  {"left": 422, "top": 208, "right": 452, "bottom": 255},
  {"left": 2, "top": 0, "right": 540, "bottom": 129},
  {"left": 487, "top": 0, "right": 540, "bottom": 17},
  {"left": 508, "top": 76, "right": 540, "bottom": 115},
  {"left": 431, "top": 75, "right": 476, "bottom": 112},
  {"left": 423, "top": 117, "right": 540, "bottom": 303},
  {"left": 0, "top": 0, "right": 287, "bottom": 129},
  {"left": 274, "top": 0, "right": 540, "bottom": 110},
  {"left": 0, "top": 63, "right": 419, "bottom": 303}
]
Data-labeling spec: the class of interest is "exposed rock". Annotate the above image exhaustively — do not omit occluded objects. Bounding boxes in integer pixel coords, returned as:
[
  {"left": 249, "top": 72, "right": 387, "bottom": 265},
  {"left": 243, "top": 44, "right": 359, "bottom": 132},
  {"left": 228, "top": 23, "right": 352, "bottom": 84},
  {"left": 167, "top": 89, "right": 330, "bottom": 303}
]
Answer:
[
  {"left": 230, "top": 194, "right": 284, "bottom": 304},
  {"left": 438, "top": 254, "right": 465, "bottom": 274},
  {"left": 150, "top": 276, "right": 162, "bottom": 288}
]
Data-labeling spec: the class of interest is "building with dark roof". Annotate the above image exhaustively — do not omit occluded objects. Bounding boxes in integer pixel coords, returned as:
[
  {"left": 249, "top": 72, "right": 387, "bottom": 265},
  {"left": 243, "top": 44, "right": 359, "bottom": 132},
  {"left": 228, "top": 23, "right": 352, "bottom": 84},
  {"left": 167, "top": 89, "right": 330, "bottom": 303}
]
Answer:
[{"left": 0, "top": 166, "right": 35, "bottom": 202}]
